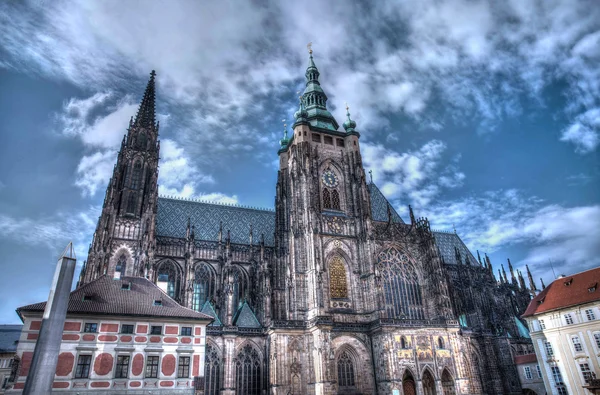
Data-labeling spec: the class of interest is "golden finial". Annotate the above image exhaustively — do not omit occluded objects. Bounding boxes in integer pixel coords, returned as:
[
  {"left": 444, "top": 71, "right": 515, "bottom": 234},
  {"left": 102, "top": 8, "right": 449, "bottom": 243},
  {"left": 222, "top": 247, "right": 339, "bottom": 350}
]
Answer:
[
  {"left": 307, "top": 42, "right": 313, "bottom": 54},
  {"left": 345, "top": 102, "right": 349, "bottom": 112}
]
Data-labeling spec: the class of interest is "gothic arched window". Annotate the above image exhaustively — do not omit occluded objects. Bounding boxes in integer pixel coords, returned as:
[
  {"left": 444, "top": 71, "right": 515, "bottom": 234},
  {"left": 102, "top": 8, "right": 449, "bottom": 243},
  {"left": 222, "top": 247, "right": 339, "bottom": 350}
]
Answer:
[
  {"left": 337, "top": 350, "right": 355, "bottom": 388},
  {"left": 115, "top": 253, "right": 127, "bottom": 276},
  {"left": 157, "top": 261, "right": 180, "bottom": 300},
  {"left": 230, "top": 266, "right": 249, "bottom": 311},
  {"left": 137, "top": 132, "right": 147, "bottom": 149},
  {"left": 235, "top": 344, "right": 261, "bottom": 395},
  {"left": 441, "top": 369, "right": 456, "bottom": 395},
  {"left": 400, "top": 336, "right": 408, "bottom": 349},
  {"left": 329, "top": 256, "right": 348, "bottom": 299},
  {"left": 204, "top": 344, "right": 222, "bottom": 395},
  {"left": 193, "top": 263, "right": 215, "bottom": 311},
  {"left": 331, "top": 190, "right": 341, "bottom": 210},
  {"left": 126, "top": 192, "right": 137, "bottom": 214},
  {"left": 131, "top": 161, "right": 142, "bottom": 189},
  {"left": 377, "top": 247, "right": 424, "bottom": 320},
  {"left": 438, "top": 337, "right": 445, "bottom": 349},
  {"left": 323, "top": 189, "right": 331, "bottom": 209}
]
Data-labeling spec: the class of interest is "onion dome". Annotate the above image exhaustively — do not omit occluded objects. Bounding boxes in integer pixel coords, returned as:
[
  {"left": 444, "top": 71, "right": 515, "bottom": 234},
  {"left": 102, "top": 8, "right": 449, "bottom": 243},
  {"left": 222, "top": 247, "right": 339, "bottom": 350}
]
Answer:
[{"left": 343, "top": 103, "right": 356, "bottom": 133}]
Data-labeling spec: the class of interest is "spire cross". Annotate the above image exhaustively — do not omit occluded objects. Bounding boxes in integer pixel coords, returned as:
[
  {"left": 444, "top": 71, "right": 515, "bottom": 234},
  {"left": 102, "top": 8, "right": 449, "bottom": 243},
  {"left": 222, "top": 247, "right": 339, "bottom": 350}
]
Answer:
[{"left": 307, "top": 42, "right": 313, "bottom": 54}]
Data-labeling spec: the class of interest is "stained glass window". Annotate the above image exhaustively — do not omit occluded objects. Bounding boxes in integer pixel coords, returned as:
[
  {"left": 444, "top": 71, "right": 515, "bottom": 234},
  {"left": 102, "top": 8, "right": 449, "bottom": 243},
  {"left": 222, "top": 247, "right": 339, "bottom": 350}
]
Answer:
[
  {"left": 204, "top": 344, "right": 221, "bottom": 395},
  {"left": 235, "top": 344, "right": 261, "bottom": 395},
  {"left": 337, "top": 351, "right": 355, "bottom": 387},
  {"left": 329, "top": 256, "right": 347, "bottom": 299},
  {"left": 227, "top": 266, "right": 249, "bottom": 311},
  {"left": 193, "top": 264, "right": 215, "bottom": 311},
  {"left": 323, "top": 189, "right": 331, "bottom": 209},
  {"left": 377, "top": 247, "right": 424, "bottom": 320}
]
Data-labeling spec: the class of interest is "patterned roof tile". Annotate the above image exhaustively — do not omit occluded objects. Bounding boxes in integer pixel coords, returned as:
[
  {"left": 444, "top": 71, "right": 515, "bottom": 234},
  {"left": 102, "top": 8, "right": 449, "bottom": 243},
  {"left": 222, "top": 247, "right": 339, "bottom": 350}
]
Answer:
[
  {"left": 367, "top": 183, "right": 404, "bottom": 223},
  {"left": 433, "top": 231, "right": 479, "bottom": 265}
]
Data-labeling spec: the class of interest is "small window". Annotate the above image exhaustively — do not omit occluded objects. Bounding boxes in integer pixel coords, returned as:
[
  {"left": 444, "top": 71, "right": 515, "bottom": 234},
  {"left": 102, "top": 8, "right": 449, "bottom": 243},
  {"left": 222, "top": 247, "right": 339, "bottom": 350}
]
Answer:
[
  {"left": 83, "top": 295, "right": 93, "bottom": 301},
  {"left": 589, "top": 283, "right": 597, "bottom": 292},
  {"left": 121, "top": 282, "right": 131, "bottom": 290},
  {"left": 331, "top": 190, "right": 341, "bottom": 210},
  {"left": 178, "top": 356, "right": 191, "bottom": 378},
  {"left": 324, "top": 135, "right": 333, "bottom": 145},
  {"left": 524, "top": 366, "right": 532, "bottom": 380},
  {"left": 539, "top": 319, "right": 546, "bottom": 330},
  {"left": 544, "top": 341, "right": 554, "bottom": 357},
  {"left": 572, "top": 336, "right": 583, "bottom": 352},
  {"left": 312, "top": 133, "right": 321, "bottom": 143},
  {"left": 145, "top": 355, "right": 159, "bottom": 378},
  {"left": 115, "top": 355, "right": 130, "bottom": 378},
  {"left": 121, "top": 324, "right": 134, "bottom": 334},
  {"left": 585, "top": 309, "right": 596, "bottom": 321},
  {"left": 437, "top": 337, "right": 445, "bottom": 349},
  {"left": 536, "top": 364, "right": 542, "bottom": 379},
  {"left": 83, "top": 323, "right": 97, "bottom": 333},
  {"left": 181, "top": 327, "right": 192, "bottom": 336},
  {"left": 564, "top": 314, "right": 574, "bottom": 325},
  {"left": 400, "top": 336, "right": 407, "bottom": 349},
  {"left": 150, "top": 326, "right": 162, "bottom": 335},
  {"left": 154, "top": 300, "right": 162, "bottom": 306},
  {"left": 594, "top": 333, "right": 600, "bottom": 349},
  {"left": 580, "top": 363, "right": 593, "bottom": 384},
  {"left": 304, "top": 131, "right": 307, "bottom": 136},
  {"left": 353, "top": 140, "right": 356, "bottom": 146},
  {"left": 75, "top": 355, "right": 92, "bottom": 378},
  {"left": 336, "top": 138, "right": 345, "bottom": 147}
]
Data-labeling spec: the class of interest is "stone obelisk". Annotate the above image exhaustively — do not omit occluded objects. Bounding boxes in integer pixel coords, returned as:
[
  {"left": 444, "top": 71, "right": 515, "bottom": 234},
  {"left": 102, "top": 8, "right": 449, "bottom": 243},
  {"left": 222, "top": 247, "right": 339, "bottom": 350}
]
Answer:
[{"left": 23, "top": 243, "right": 77, "bottom": 395}]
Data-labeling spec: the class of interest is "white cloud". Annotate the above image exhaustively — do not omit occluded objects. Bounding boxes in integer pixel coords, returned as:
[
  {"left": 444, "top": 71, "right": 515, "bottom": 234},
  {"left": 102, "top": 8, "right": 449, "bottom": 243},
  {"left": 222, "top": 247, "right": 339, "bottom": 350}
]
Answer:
[
  {"left": 362, "top": 140, "right": 464, "bottom": 207},
  {"left": 75, "top": 150, "right": 116, "bottom": 197},
  {"left": 421, "top": 190, "right": 600, "bottom": 278},
  {"left": 0, "top": 205, "right": 100, "bottom": 260},
  {"left": 560, "top": 107, "right": 600, "bottom": 153}
]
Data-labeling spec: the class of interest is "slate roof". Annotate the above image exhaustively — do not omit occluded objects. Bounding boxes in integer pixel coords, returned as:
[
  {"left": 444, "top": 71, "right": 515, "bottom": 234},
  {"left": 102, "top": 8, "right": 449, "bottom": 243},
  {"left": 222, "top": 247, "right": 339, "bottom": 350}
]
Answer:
[
  {"left": 232, "top": 301, "right": 261, "bottom": 328},
  {"left": 18, "top": 276, "right": 213, "bottom": 321},
  {"left": 0, "top": 325, "right": 22, "bottom": 353},
  {"left": 157, "top": 197, "right": 276, "bottom": 246},
  {"left": 368, "top": 183, "right": 404, "bottom": 223},
  {"left": 433, "top": 231, "right": 479, "bottom": 265},
  {"left": 522, "top": 267, "right": 600, "bottom": 317}
]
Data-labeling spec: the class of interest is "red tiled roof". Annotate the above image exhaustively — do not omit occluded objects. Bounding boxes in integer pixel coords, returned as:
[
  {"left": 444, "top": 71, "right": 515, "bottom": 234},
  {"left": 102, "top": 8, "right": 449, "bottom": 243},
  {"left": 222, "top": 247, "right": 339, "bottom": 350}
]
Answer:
[
  {"left": 18, "top": 276, "right": 213, "bottom": 321},
  {"left": 514, "top": 354, "right": 537, "bottom": 365},
  {"left": 522, "top": 267, "right": 600, "bottom": 317}
]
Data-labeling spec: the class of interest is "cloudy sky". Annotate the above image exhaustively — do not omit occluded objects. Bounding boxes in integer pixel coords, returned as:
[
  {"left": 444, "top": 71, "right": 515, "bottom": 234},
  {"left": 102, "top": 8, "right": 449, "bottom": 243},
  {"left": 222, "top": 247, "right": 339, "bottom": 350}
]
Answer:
[{"left": 0, "top": 0, "right": 598, "bottom": 324}]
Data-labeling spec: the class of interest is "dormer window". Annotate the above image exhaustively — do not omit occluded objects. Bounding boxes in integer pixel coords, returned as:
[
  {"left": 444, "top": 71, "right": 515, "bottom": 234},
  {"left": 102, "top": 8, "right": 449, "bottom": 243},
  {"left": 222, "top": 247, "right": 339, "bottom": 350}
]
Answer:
[
  {"left": 83, "top": 295, "right": 93, "bottom": 301},
  {"left": 154, "top": 300, "right": 162, "bottom": 306},
  {"left": 564, "top": 278, "right": 573, "bottom": 286},
  {"left": 589, "top": 283, "right": 597, "bottom": 293},
  {"left": 121, "top": 282, "right": 131, "bottom": 290}
]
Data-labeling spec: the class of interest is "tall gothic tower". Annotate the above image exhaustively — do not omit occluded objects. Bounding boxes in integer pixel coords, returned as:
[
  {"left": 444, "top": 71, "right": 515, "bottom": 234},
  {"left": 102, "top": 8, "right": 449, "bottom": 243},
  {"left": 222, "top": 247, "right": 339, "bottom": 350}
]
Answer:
[
  {"left": 274, "top": 48, "right": 372, "bottom": 322},
  {"left": 79, "top": 71, "right": 160, "bottom": 286}
]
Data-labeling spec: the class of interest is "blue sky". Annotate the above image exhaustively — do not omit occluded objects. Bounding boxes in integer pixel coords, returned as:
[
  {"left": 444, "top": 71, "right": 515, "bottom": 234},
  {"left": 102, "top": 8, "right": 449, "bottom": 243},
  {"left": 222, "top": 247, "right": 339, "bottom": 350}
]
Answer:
[{"left": 0, "top": 0, "right": 598, "bottom": 324}]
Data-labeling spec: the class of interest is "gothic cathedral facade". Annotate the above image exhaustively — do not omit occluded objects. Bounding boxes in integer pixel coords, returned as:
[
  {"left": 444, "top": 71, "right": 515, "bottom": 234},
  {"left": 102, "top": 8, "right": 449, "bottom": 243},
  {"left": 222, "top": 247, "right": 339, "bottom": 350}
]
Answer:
[{"left": 79, "top": 52, "right": 537, "bottom": 395}]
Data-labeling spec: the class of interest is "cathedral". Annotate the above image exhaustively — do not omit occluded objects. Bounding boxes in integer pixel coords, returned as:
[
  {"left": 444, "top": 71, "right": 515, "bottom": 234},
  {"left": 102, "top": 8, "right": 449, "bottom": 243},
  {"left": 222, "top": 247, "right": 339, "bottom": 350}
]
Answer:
[{"left": 78, "top": 49, "right": 538, "bottom": 395}]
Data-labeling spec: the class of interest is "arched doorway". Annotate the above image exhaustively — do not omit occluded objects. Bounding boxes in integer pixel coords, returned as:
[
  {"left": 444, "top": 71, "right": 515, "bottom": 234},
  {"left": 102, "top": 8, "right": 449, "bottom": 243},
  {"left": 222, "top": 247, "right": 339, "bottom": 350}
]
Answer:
[
  {"left": 422, "top": 369, "right": 436, "bottom": 395},
  {"left": 402, "top": 370, "right": 416, "bottom": 395},
  {"left": 441, "top": 369, "right": 456, "bottom": 395}
]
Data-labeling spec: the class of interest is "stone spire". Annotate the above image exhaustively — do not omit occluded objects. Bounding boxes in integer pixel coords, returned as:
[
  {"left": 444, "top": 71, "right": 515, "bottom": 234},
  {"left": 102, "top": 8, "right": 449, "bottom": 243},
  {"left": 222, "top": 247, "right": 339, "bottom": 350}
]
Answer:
[
  {"left": 507, "top": 258, "right": 517, "bottom": 286},
  {"left": 501, "top": 264, "right": 508, "bottom": 284},
  {"left": 540, "top": 277, "right": 546, "bottom": 290},
  {"left": 134, "top": 70, "right": 157, "bottom": 129},
  {"left": 526, "top": 264, "right": 537, "bottom": 292}
]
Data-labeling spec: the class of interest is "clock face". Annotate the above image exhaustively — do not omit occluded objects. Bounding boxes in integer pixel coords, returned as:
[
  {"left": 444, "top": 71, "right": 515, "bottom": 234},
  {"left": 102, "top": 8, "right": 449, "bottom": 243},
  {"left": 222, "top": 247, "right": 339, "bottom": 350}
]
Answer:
[{"left": 322, "top": 170, "right": 339, "bottom": 188}]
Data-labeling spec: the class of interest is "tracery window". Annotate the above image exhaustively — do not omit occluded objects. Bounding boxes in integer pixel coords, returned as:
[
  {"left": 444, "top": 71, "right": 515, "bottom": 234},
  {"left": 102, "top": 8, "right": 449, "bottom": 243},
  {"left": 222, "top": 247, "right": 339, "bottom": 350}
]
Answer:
[
  {"left": 400, "top": 336, "right": 408, "bottom": 349},
  {"left": 422, "top": 369, "right": 436, "bottom": 395},
  {"left": 329, "top": 256, "right": 348, "bottom": 299},
  {"left": 115, "top": 253, "right": 126, "bottom": 276},
  {"left": 337, "top": 350, "right": 355, "bottom": 388},
  {"left": 126, "top": 192, "right": 137, "bottom": 214},
  {"left": 157, "top": 261, "right": 180, "bottom": 300},
  {"left": 204, "top": 344, "right": 221, "bottom": 395},
  {"left": 331, "top": 190, "right": 341, "bottom": 210},
  {"left": 193, "top": 264, "right": 215, "bottom": 311},
  {"left": 235, "top": 344, "right": 261, "bottom": 395},
  {"left": 376, "top": 247, "right": 424, "bottom": 320},
  {"left": 131, "top": 161, "right": 142, "bottom": 189},
  {"left": 323, "top": 189, "right": 331, "bottom": 208}
]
